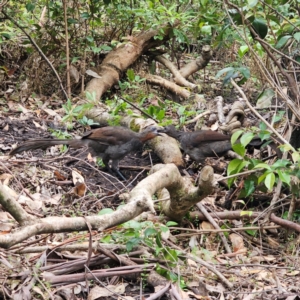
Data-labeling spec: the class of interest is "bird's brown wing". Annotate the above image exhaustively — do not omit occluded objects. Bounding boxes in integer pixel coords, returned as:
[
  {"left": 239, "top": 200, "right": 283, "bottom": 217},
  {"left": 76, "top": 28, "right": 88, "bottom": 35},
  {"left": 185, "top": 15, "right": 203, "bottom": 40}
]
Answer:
[
  {"left": 189, "top": 130, "right": 231, "bottom": 147},
  {"left": 82, "top": 126, "right": 135, "bottom": 145}
]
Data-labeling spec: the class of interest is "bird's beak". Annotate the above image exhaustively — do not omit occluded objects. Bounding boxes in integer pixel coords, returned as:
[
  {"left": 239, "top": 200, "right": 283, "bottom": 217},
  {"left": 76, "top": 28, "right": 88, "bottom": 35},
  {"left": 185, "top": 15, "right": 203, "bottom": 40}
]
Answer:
[{"left": 157, "top": 127, "right": 167, "bottom": 134}]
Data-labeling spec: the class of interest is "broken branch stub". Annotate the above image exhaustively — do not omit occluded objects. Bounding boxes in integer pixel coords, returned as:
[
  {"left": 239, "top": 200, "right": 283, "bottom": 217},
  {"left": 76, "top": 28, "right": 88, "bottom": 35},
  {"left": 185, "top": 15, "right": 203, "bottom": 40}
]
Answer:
[{"left": 149, "top": 164, "right": 215, "bottom": 221}]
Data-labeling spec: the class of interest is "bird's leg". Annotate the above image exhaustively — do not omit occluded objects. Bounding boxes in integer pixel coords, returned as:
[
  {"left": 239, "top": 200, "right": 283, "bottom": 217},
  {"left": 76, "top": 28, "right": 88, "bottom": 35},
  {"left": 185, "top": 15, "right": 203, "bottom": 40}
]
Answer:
[
  {"left": 111, "top": 160, "right": 127, "bottom": 181},
  {"left": 102, "top": 155, "right": 127, "bottom": 181}
]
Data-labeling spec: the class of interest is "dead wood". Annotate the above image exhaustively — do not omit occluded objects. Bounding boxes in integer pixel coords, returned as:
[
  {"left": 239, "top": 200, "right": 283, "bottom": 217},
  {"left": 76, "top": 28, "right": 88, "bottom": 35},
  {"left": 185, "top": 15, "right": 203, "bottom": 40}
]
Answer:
[
  {"left": 0, "top": 163, "right": 215, "bottom": 248},
  {"left": 190, "top": 210, "right": 300, "bottom": 233},
  {"left": 154, "top": 55, "right": 197, "bottom": 90},
  {"left": 179, "top": 45, "right": 212, "bottom": 78},
  {"left": 0, "top": 183, "right": 36, "bottom": 225},
  {"left": 84, "top": 22, "right": 179, "bottom": 101},
  {"left": 149, "top": 164, "right": 215, "bottom": 221}
]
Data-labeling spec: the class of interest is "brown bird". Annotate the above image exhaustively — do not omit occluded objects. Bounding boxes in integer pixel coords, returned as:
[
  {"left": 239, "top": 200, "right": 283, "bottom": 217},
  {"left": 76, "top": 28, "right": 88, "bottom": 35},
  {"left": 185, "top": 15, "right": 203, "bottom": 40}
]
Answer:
[
  {"left": 159, "top": 125, "right": 266, "bottom": 163},
  {"left": 159, "top": 125, "right": 233, "bottom": 163},
  {"left": 10, "top": 126, "right": 161, "bottom": 180}
]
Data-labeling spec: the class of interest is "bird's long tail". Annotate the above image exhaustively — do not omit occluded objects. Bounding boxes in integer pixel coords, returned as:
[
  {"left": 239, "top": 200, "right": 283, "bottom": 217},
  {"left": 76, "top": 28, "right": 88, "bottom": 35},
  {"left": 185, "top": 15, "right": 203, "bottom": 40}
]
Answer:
[{"left": 9, "top": 139, "right": 80, "bottom": 156}]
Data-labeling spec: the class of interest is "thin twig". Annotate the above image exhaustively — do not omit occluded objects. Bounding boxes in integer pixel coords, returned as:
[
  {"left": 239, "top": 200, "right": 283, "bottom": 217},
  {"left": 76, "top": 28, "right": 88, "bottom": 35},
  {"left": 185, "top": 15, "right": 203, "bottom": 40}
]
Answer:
[
  {"left": 231, "top": 78, "right": 296, "bottom": 152},
  {"left": 63, "top": 0, "right": 71, "bottom": 98},
  {"left": 1, "top": 10, "right": 69, "bottom": 100},
  {"left": 119, "top": 97, "right": 158, "bottom": 122}
]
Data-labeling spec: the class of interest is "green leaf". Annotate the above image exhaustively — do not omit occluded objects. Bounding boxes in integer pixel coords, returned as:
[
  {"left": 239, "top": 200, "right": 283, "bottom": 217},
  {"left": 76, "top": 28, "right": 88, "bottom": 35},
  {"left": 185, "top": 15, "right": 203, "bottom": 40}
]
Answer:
[
  {"left": 248, "top": 159, "right": 261, "bottom": 170},
  {"left": 258, "top": 130, "right": 271, "bottom": 141},
  {"left": 1, "top": 33, "right": 11, "bottom": 39},
  {"left": 166, "top": 249, "right": 179, "bottom": 262},
  {"left": 275, "top": 35, "right": 292, "bottom": 49},
  {"left": 251, "top": 19, "right": 268, "bottom": 39},
  {"left": 156, "top": 110, "right": 165, "bottom": 121},
  {"left": 266, "top": 15, "right": 280, "bottom": 25},
  {"left": 81, "top": 12, "right": 90, "bottom": 20},
  {"left": 215, "top": 67, "right": 235, "bottom": 79},
  {"left": 101, "top": 45, "right": 112, "bottom": 51},
  {"left": 126, "top": 238, "right": 141, "bottom": 252},
  {"left": 259, "top": 122, "right": 267, "bottom": 131},
  {"left": 247, "top": 0, "right": 258, "bottom": 8},
  {"left": 227, "top": 159, "right": 248, "bottom": 176},
  {"left": 272, "top": 110, "right": 285, "bottom": 123},
  {"left": 86, "top": 36, "right": 94, "bottom": 42},
  {"left": 240, "top": 132, "right": 255, "bottom": 147},
  {"left": 279, "top": 144, "right": 293, "bottom": 152},
  {"left": 258, "top": 171, "right": 268, "bottom": 184},
  {"left": 26, "top": 3, "right": 35, "bottom": 12},
  {"left": 156, "top": 234, "right": 163, "bottom": 248},
  {"left": 246, "top": 229, "right": 257, "bottom": 236},
  {"left": 243, "top": 178, "right": 256, "bottom": 197},
  {"left": 67, "top": 18, "right": 78, "bottom": 24},
  {"left": 228, "top": 9, "right": 243, "bottom": 25},
  {"left": 271, "top": 159, "right": 291, "bottom": 169},
  {"left": 237, "top": 67, "right": 250, "bottom": 79},
  {"left": 240, "top": 211, "right": 253, "bottom": 217},
  {"left": 254, "top": 163, "right": 272, "bottom": 170},
  {"left": 228, "top": 177, "right": 236, "bottom": 188},
  {"left": 126, "top": 69, "right": 135, "bottom": 81},
  {"left": 144, "top": 228, "right": 157, "bottom": 237},
  {"left": 265, "top": 172, "right": 275, "bottom": 190},
  {"left": 177, "top": 106, "right": 186, "bottom": 116},
  {"left": 232, "top": 143, "right": 246, "bottom": 157},
  {"left": 237, "top": 161, "right": 249, "bottom": 173},
  {"left": 100, "top": 235, "right": 112, "bottom": 243},
  {"left": 231, "top": 130, "right": 243, "bottom": 144},
  {"left": 227, "top": 159, "right": 243, "bottom": 175},
  {"left": 123, "top": 220, "right": 141, "bottom": 230},
  {"left": 256, "top": 88, "right": 274, "bottom": 108},
  {"left": 277, "top": 169, "right": 290, "bottom": 185},
  {"left": 294, "top": 32, "right": 300, "bottom": 42},
  {"left": 200, "top": 0, "right": 208, "bottom": 6},
  {"left": 166, "top": 221, "right": 178, "bottom": 227},
  {"left": 98, "top": 208, "right": 114, "bottom": 215},
  {"left": 238, "top": 45, "right": 249, "bottom": 58},
  {"left": 223, "top": 70, "right": 239, "bottom": 85},
  {"left": 292, "top": 152, "right": 300, "bottom": 163},
  {"left": 160, "top": 225, "right": 169, "bottom": 232}
]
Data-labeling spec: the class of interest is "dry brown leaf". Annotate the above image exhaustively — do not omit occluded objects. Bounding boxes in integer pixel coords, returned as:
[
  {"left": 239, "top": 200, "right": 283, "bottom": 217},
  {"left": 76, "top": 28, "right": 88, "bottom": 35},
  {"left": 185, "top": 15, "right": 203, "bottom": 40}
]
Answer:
[
  {"left": 32, "top": 120, "right": 43, "bottom": 128},
  {"left": 35, "top": 109, "right": 41, "bottom": 117},
  {"left": 87, "top": 152, "right": 95, "bottom": 162},
  {"left": 72, "top": 169, "right": 85, "bottom": 185},
  {"left": 0, "top": 173, "right": 12, "bottom": 185},
  {"left": 266, "top": 236, "right": 280, "bottom": 248},
  {"left": 201, "top": 221, "right": 215, "bottom": 230},
  {"left": 54, "top": 170, "right": 67, "bottom": 181},
  {"left": 257, "top": 270, "right": 275, "bottom": 284},
  {"left": 210, "top": 122, "right": 219, "bottom": 131},
  {"left": 18, "top": 195, "right": 43, "bottom": 210},
  {"left": 86, "top": 69, "right": 102, "bottom": 79},
  {"left": 187, "top": 258, "right": 198, "bottom": 268},
  {"left": 229, "top": 233, "right": 246, "bottom": 252},
  {"left": 32, "top": 286, "right": 46, "bottom": 300},
  {"left": 18, "top": 104, "right": 30, "bottom": 114},
  {"left": 201, "top": 196, "right": 216, "bottom": 207},
  {"left": 42, "top": 108, "right": 62, "bottom": 120},
  {"left": 74, "top": 182, "right": 87, "bottom": 197},
  {"left": 286, "top": 270, "right": 300, "bottom": 276},
  {"left": 70, "top": 64, "right": 80, "bottom": 83},
  {"left": 32, "top": 193, "right": 61, "bottom": 206},
  {"left": 0, "top": 213, "right": 14, "bottom": 233},
  {"left": 87, "top": 284, "right": 127, "bottom": 300}
]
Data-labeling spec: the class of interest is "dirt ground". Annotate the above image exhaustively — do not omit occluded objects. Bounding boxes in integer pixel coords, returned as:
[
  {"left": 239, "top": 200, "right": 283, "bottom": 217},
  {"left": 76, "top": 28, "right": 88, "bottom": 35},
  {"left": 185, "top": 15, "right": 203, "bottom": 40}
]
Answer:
[{"left": 1, "top": 114, "right": 161, "bottom": 213}]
